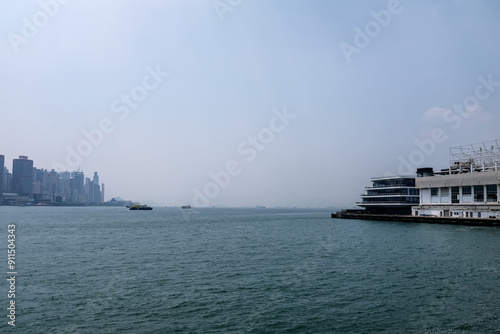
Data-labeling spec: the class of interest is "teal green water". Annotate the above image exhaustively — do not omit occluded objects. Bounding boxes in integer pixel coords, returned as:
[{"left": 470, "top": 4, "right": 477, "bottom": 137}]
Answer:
[{"left": 1, "top": 207, "right": 499, "bottom": 333}]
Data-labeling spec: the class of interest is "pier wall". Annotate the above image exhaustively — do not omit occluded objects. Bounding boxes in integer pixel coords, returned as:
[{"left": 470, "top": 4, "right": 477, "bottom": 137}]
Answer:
[{"left": 332, "top": 212, "right": 500, "bottom": 226}]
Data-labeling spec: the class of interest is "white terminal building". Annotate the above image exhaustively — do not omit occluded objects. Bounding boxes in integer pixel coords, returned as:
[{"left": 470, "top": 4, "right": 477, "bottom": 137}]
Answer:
[{"left": 412, "top": 140, "right": 500, "bottom": 218}]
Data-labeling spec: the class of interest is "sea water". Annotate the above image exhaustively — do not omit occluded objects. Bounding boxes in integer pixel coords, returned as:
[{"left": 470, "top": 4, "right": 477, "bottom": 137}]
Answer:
[{"left": 1, "top": 206, "right": 499, "bottom": 333}]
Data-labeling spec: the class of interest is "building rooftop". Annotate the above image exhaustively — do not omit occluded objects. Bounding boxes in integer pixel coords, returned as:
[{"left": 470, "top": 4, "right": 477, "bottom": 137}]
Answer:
[
  {"left": 370, "top": 175, "right": 415, "bottom": 181},
  {"left": 449, "top": 139, "right": 500, "bottom": 170}
]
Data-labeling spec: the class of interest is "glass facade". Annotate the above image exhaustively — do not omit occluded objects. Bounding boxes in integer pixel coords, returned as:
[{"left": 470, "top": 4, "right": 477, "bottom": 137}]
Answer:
[
  {"left": 12, "top": 156, "right": 34, "bottom": 196},
  {"left": 358, "top": 176, "right": 419, "bottom": 215}
]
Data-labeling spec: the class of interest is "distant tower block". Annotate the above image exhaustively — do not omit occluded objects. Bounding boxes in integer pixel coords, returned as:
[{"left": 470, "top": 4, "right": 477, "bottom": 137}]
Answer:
[{"left": 12, "top": 155, "right": 34, "bottom": 196}]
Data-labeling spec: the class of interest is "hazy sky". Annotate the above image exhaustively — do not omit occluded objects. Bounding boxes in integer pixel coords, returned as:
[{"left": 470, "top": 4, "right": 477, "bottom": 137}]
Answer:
[{"left": 1, "top": 0, "right": 500, "bottom": 207}]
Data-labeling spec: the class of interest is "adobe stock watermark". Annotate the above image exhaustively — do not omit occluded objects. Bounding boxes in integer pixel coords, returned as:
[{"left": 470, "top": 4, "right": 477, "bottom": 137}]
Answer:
[
  {"left": 51, "top": 65, "right": 169, "bottom": 171},
  {"left": 340, "top": 0, "right": 409, "bottom": 64},
  {"left": 191, "top": 107, "right": 295, "bottom": 207},
  {"left": 389, "top": 74, "right": 499, "bottom": 176},
  {"left": 213, "top": 0, "right": 243, "bottom": 21},
  {"left": 7, "top": 0, "right": 70, "bottom": 53}
]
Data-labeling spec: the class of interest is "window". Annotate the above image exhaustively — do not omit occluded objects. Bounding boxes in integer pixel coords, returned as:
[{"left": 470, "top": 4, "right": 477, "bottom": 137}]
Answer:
[
  {"left": 474, "top": 185, "right": 484, "bottom": 202},
  {"left": 431, "top": 188, "right": 438, "bottom": 196},
  {"left": 486, "top": 185, "right": 497, "bottom": 202},
  {"left": 462, "top": 186, "right": 471, "bottom": 195},
  {"left": 451, "top": 187, "right": 459, "bottom": 203}
]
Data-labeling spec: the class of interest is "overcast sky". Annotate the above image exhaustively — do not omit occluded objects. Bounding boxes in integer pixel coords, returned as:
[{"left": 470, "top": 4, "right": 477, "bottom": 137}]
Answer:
[{"left": 1, "top": 0, "right": 499, "bottom": 207}]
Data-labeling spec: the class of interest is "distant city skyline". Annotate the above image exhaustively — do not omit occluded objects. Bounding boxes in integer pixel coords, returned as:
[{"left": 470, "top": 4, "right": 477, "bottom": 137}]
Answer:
[{"left": 1, "top": 154, "right": 105, "bottom": 206}]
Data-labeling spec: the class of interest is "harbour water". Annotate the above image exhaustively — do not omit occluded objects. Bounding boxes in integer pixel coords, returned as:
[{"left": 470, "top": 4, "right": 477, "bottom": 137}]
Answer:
[{"left": 1, "top": 206, "right": 499, "bottom": 333}]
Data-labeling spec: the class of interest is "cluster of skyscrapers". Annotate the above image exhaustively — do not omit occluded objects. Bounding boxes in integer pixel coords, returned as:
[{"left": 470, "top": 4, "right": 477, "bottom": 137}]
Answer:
[{"left": 0, "top": 154, "right": 105, "bottom": 206}]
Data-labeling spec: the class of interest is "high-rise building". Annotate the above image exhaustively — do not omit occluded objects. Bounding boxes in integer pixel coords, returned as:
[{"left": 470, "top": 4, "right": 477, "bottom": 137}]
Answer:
[
  {"left": 58, "top": 171, "right": 71, "bottom": 200},
  {"left": 85, "top": 172, "right": 103, "bottom": 204},
  {"left": 33, "top": 168, "right": 44, "bottom": 195},
  {"left": 48, "top": 170, "right": 58, "bottom": 194},
  {"left": 72, "top": 171, "right": 85, "bottom": 203},
  {"left": 93, "top": 183, "right": 101, "bottom": 203},
  {"left": 85, "top": 177, "right": 93, "bottom": 203},
  {"left": 0, "top": 155, "right": 4, "bottom": 198},
  {"left": 12, "top": 155, "right": 34, "bottom": 197},
  {"left": 4, "top": 167, "right": 12, "bottom": 193},
  {"left": 92, "top": 172, "right": 102, "bottom": 203},
  {"left": 101, "top": 183, "right": 105, "bottom": 203}
]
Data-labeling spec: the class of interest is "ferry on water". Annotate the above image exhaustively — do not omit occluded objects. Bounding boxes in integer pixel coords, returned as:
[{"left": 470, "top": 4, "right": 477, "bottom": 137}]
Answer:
[{"left": 129, "top": 204, "right": 153, "bottom": 210}]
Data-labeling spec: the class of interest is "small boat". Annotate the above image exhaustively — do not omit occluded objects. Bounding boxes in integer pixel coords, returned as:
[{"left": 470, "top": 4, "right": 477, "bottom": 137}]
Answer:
[
  {"left": 129, "top": 204, "right": 153, "bottom": 210},
  {"left": 181, "top": 205, "right": 191, "bottom": 209}
]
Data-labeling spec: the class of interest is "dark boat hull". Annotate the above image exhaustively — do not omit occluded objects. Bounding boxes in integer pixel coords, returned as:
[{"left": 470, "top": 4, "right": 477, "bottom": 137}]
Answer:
[{"left": 129, "top": 206, "right": 153, "bottom": 210}]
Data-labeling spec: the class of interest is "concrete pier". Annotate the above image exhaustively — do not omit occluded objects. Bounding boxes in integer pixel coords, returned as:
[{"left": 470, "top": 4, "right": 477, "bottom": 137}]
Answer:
[{"left": 332, "top": 212, "right": 500, "bottom": 226}]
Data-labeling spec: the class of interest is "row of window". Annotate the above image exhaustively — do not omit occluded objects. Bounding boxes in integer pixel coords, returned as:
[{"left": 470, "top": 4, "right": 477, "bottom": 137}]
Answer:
[
  {"left": 430, "top": 185, "right": 498, "bottom": 202},
  {"left": 372, "top": 180, "right": 416, "bottom": 188},
  {"left": 366, "top": 189, "right": 419, "bottom": 195},
  {"left": 363, "top": 197, "right": 419, "bottom": 203}
]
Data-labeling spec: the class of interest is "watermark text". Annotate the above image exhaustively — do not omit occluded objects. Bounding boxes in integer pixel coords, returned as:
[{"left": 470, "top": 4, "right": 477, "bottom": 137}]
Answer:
[{"left": 7, "top": 224, "right": 16, "bottom": 327}]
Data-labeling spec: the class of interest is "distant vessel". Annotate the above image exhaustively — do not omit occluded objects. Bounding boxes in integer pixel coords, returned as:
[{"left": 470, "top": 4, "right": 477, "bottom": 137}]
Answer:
[
  {"left": 181, "top": 205, "right": 191, "bottom": 209},
  {"left": 129, "top": 204, "right": 153, "bottom": 210}
]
